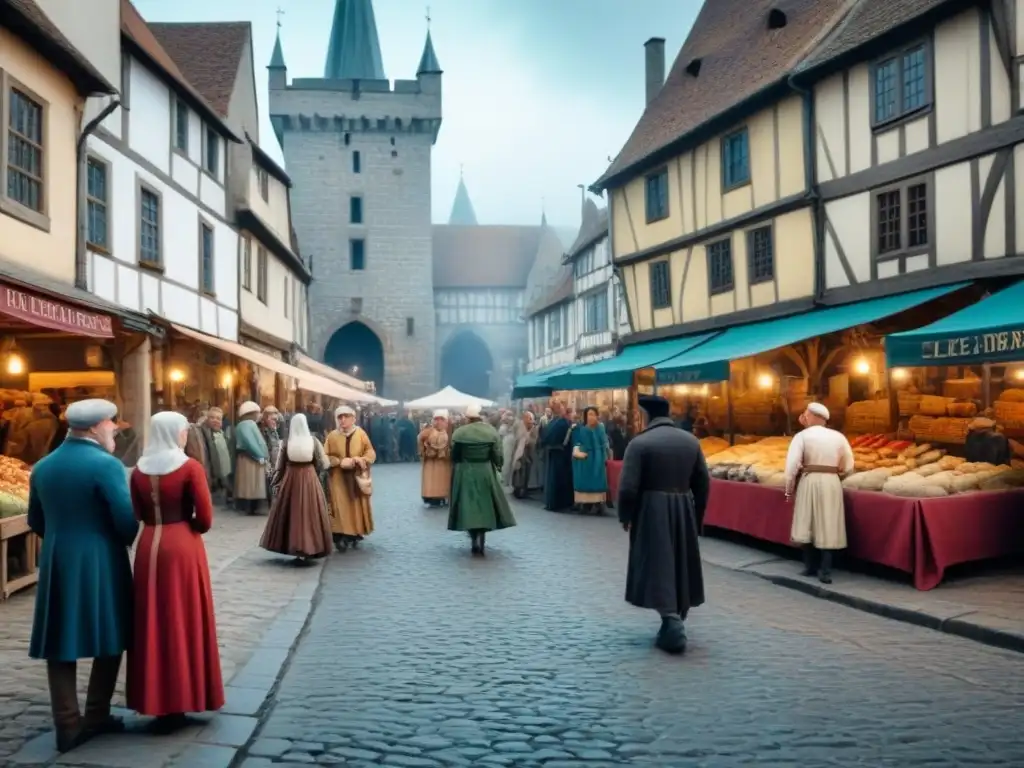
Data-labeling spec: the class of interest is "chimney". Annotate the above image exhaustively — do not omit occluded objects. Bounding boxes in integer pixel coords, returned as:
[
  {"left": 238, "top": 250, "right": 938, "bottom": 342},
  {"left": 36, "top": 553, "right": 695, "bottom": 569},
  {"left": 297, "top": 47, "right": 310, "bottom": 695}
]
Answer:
[{"left": 644, "top": 37, "right": 666, "bottom": 105}]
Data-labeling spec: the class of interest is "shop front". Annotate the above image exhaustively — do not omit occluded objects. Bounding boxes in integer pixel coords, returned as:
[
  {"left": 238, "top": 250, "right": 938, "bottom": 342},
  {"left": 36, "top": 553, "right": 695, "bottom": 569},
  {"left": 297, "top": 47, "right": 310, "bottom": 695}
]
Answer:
[
  {"left": 599, "top": 282, "right": 1016, "bottom": 590},
  {"left": 511, "top": 364, "right": 576, "bottom": 402},
  {"left": 0, "top": 276, "right": 157, "bottom": 599}
]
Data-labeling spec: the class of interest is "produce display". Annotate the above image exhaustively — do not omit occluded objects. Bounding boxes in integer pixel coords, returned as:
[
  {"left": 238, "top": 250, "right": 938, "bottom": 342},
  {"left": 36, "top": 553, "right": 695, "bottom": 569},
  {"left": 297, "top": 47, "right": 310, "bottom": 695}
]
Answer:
[
  {"left": 703, "top": 436, "right": 792, "bottom": 488},
  {"left": 0, "top": 455, "right": 30, "bottom": 518}
]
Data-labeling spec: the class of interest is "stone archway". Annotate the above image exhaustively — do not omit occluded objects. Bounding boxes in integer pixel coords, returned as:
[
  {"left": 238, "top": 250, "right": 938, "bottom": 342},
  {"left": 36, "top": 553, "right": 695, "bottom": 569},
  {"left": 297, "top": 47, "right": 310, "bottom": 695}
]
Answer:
[
  {"left": 440, "top": 330, "right": 493, "bottom": 398},
  {"left": 323, "top": 321, "right": 385, "bottom": 393}
]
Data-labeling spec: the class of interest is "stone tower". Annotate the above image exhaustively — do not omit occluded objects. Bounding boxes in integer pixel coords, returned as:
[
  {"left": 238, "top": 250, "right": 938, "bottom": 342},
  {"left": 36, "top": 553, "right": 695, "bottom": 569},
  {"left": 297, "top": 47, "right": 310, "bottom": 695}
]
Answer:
[{"left": 267, "top": 0, "right": 442, "bottom": 400}]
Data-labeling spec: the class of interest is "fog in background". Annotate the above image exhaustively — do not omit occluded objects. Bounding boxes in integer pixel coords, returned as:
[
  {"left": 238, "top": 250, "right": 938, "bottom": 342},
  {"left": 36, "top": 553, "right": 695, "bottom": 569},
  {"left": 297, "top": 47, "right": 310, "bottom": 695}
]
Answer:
[{"left": 132, "top": 0, "right": 697, "bottom": 228}]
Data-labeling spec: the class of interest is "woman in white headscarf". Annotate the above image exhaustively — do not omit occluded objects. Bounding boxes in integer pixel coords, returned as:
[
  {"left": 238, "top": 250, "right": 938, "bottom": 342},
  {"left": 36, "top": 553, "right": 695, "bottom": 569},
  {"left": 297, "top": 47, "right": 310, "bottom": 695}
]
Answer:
[
  {"left": 324, "top": 405, "right": 376, "bottom": 551},
  {"left": 260, "top": 413, "right": 333, "bottom": 564},
  {"left": 417, "top": 409, "right": 452, "bottom": 506},
  {"left": 127, "top": 411, "right": 224, "bottom": 729}
]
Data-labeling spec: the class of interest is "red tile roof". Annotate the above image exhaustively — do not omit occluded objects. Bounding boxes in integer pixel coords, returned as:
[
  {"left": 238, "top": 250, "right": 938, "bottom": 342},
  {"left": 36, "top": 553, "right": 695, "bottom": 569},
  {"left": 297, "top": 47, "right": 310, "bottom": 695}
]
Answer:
[
  {"left": 432, "top": 226, "right": 543, "bottom": 289},
  {"left": 148, "top": 21, "right": 250, "bottom": 118},
  {"left": 596, "top": 0, "right": 850, "bottom": 189}
]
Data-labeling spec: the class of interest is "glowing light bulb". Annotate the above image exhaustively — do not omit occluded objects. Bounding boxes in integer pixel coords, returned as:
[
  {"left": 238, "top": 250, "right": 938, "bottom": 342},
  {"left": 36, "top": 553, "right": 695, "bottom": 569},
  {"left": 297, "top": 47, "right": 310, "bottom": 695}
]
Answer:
[
  {"left": 221, "top": 371, "right": 234, "bottom": 387},
  {"left": 757, "top": 373, "right": 773, "bottom": 390},
  {"left": 891, "top": 367, "right": 908, "bottom": 380},
  {"left": 1014, "top": 369, "right": 1024, "bottom": 381},
  {"left": 853, "top": 358, "right": 870, "bottom": 375},
  {"left": 169, "top": 368, "right": 185, "bottom": 383},
  {"left": 6, "top": 354, "right": 24, "bottom": 375}
]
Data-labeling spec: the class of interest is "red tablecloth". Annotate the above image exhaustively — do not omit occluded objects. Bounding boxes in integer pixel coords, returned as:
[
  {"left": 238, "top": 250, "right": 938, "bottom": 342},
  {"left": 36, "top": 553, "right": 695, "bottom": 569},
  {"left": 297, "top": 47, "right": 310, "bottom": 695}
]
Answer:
[{"left": 703, "top": 479, "right": 1024, "bottom": 590}]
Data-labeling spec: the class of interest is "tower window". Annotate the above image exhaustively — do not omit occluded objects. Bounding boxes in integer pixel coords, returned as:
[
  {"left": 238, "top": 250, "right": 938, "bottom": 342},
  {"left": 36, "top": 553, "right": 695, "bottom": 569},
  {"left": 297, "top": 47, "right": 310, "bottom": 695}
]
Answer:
[
  {"left": 390, "top": 136, "right": 395, "bottom": 146},
  {"left": 406, "top": 317, "right": 415, "bottom": 336},
  {"left": 344, "top": 132, "right": 351, "bottom": 146},
  {"left": 350, "top": 196, "right": 363, "bottom": 224},
  {"left": 350, "top": 238, "right": 365, "bottom": 270},
  {"left": 352, "top": 150, "right": 361, "bottom": 174}
]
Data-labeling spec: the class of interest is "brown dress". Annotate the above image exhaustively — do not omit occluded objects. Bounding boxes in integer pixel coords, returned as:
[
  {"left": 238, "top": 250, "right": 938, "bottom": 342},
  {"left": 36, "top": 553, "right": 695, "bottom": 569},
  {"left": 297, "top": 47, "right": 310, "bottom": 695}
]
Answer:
[
  {"left": 260, "top": 438, "right": 333, "bottom": 558},
  {"left": 418, "top": 426, "right": 452, "bottom": 502},
  {"left": 324, "top": 427, "right": 376, "bottom": 537}
]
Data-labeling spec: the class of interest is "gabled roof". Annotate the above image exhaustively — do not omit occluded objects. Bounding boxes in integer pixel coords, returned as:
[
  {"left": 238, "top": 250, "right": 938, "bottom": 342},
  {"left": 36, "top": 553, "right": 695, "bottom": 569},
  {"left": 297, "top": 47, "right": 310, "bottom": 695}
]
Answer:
[
  {"left": 797, "top": 0, "right": 963, "bottom": 77},
  {"left": 563, "top": 199, "right": 608, "bottom": 263},
  {"left": 324, "top": 0, "right": 386, "bottom": 80},
  {"left": 433, "top": 225, "right": 542, "bottom": 289},
  {"left": 525, "top": 268, "right": 573, "bottom": 317},
  {"left": 2, "top": 0, "right": 115, "bottom": 95},
  {"left": 148, "top": 21, "right": 250, "bottom": 118},
  {"left": 595, "top": 0, "right": 850, "bottom": 190},
  {"left": 120, "top": 1, "right": 241, "bottom": 142}
]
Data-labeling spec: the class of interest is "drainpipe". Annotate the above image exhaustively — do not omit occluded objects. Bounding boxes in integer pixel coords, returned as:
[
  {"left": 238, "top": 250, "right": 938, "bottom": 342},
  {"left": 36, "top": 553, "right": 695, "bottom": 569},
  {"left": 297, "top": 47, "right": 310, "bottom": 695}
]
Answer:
[
  {"left": 787, "top": 73, "right": 824, "bottom": 301},
  {"left": 76, "top": 98, "right": 121, "bottom": 290}
]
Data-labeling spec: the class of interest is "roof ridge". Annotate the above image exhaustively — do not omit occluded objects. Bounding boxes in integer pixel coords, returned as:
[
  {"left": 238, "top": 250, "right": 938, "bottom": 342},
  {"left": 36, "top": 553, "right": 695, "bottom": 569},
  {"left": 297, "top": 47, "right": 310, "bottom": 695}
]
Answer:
[{"left": 792, "top": 0, "right": 866, "bottom": 70}]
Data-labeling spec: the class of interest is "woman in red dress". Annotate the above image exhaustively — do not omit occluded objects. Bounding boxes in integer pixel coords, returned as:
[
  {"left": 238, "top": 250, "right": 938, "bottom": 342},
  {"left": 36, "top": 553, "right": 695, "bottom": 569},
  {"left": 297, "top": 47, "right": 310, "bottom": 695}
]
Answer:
[{"left": 128, "top": 411, "right": 224, "bottom": 730}]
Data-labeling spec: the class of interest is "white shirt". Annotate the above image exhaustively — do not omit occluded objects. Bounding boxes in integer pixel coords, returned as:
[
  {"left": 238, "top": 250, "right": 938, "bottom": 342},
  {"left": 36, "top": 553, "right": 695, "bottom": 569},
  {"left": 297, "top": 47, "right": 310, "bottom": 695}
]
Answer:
[{"left": 784, "top": 425, "right": 855, "bottom": 495}]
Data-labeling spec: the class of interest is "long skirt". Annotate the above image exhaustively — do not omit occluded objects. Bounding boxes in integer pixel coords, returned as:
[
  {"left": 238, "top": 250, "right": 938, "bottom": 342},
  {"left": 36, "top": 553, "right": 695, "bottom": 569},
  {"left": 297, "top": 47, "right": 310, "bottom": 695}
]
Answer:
[
  {"left": 234, "top": 454, "right": 267, "bottom": 500},
  {"left": 624, "top": 491, "right": 705, "bottom": 616},
  {"left": 790, "top": 473, "right": 847, "bottom": 550},
  {"left": 421, "top": 457, "right": 452, "bottom": 501},
  {"left": 260, "top": 464, "right": 333, "bottom": 558},
  {"left": 128, "top": 521, "right": 224, "bottom": 716}
]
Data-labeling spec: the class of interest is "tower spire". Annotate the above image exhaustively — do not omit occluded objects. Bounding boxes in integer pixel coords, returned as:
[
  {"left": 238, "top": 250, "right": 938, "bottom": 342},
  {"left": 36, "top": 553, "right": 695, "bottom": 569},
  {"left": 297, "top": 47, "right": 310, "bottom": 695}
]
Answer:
[
  {"left": 324, "top": 0, "right": 386, "bottom": 80},
  {"left": 449, "top": 168, "right": 478, "bottom": 225},
  {"left": 269, "top": 8, "right": 286, "bottom": 69},
  {"left": 417, "top": 7, "right": 442, "bottom": 75}
]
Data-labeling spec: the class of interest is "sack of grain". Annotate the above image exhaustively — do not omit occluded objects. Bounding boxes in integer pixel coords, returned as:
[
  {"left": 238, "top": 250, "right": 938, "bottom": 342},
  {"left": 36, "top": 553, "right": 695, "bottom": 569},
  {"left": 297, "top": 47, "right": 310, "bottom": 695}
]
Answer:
[
  {"left": 950, "top": 474, "right": 981, "bottom": 493},
  {"left": 859, "top": 468, "right": 891, "bottom": 492}
]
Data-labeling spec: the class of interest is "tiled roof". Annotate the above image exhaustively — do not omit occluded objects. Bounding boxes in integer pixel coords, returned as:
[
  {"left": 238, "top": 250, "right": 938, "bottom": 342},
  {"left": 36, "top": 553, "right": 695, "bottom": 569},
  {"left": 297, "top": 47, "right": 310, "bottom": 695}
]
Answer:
[
  {"left": 432, "top": 225, "right": 543, "bottom": 289},
  {"left": 799, "top": 0, "right": 956, "bottom": 72},
  {"left": 247, "top": 133, "right": 291, "bottom": 187},
  {"left": 2, "top": 0, "right": 114, "bottom": 95},
  {"left": 525, "top": 267, "right": 573, "bottom": 317},
  {"left": 120, "top": 1, "right": 240, "bottom": 141},
  {"left": 564, "top": 200, "right": 608, "bottom": 263},
  {"left": 596, "top": 0, "right": 850, "bottom": 188},
  {"left": 148, "top": 21, "right": 250, "bottom": 118}
]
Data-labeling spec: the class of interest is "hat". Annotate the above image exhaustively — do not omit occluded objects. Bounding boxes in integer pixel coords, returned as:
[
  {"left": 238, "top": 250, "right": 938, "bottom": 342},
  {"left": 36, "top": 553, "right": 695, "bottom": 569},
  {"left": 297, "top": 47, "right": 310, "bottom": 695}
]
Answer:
[
  {"left": 238, "top": 401, "right": 261, "bottom": 418},
  {"left": 66, "top": 398, "right": 117, "bottom": 429},
  {"left": 263, "top": 405, "right": 280, "bottom": 414},
  {"left": 637, "top": 395, "right": 669, "bottom": 419},
  {"left": 335, "top": 405, "right": 355, "bottom": 418},
  {"left": 465, "top": 403, "right": 482, "bottom": 419},
  {"left": 433, "top": 409, "right": 449, "bottom": 420},
  {"left": 807, "top": 402, "right": 830, "bottom": 421}
]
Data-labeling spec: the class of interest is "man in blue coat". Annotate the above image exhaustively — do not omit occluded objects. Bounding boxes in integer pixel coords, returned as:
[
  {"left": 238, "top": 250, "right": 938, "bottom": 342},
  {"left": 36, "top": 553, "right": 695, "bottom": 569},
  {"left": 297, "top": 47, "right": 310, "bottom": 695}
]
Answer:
[{"left": 28, "top": 399, "right": 138, "bottom": 752}]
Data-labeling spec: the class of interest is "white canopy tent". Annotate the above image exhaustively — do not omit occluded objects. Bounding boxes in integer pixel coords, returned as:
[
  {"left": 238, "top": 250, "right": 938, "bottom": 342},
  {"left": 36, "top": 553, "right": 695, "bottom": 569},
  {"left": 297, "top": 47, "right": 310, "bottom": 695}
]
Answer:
[{"left": 403, "top": 385, "right": 495, "bottom": 412}]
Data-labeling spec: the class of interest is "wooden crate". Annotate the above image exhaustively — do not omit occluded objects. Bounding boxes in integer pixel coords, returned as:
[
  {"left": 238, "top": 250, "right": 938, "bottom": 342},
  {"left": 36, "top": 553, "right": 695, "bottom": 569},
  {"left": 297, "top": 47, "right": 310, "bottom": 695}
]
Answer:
[{"left": 1, "top": 514, "right": 39, "bottom": 600}]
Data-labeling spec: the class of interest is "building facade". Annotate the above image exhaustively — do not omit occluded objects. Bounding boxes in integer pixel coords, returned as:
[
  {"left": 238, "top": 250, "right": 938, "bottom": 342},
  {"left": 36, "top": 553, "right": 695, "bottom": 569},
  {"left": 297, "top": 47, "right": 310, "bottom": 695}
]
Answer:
[
  {"left": 83, "top": 0, "right": 241, "bottom": 342},
  {"left": 267, "top": 0, "right": 441, "bottom": 400},
  {"left": 525, "top": 272, "right": 575, "bottom": 373}
]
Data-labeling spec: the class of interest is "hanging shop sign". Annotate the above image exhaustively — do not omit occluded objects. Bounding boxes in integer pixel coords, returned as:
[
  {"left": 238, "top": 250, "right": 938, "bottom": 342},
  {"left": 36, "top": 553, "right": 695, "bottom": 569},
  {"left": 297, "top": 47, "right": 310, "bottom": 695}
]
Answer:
[
  {"left": 916, "top": 329, "right": 1024, "bottom": 366},
  {"left": 0, "top": 283, "right": 114, "bottom": 338}
]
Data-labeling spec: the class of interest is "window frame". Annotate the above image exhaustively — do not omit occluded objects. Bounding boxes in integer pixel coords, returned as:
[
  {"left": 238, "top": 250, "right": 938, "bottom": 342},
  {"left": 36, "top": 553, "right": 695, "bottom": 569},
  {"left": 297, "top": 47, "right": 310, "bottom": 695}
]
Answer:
[
  {"left": 202, "top": 125, "right": 219, "bottom": 180},
  {"left": 257, "top": 166, "right": 269, "bottom": 201},
  {"left": 406, "top": 316, "right": 415, "bottom": 337},
  {"left": 648, "top": 259, "right": 671, "bottom": 310},
  {"left": 582, "top": 289, "right": 608, "bottom": 333},
  {"left": 174, "top": 97, "right": 189, "bottom": 154},
  {"left": 198, "top": 217, "right": 216, "bottom": 296},
  {"left": 136, "top": 177, "right": 163, "bottom": 271},
  {"left": 350, "top": 195, "right": 363, "bottom": 224},
  {"left": 721, "top": 127, "right": 751, "bottom": 192},
  {"left": 256, "top": 244, "right": 268, "bottom": 303},
  {"left": 706, "top": 237, "right": 735, "bottom": 296},
  {"left": 0, "top": 70, "right": 50, "bottom": 231},
  {"left": 241, "top": 235, "right": 252, "bottom": 291},
  {"left": 745, "top": 225, "right": 774, "bottom": 286},
  {"left": 352, "top": 150, "right": 361, "bottom": 174},
  {"left": 85, "top": 153, "right": 111, "bottom": 253},
  {"left": 350, "top": 238, "right": 366, "bottom": 271},
  {"left": 869, "top": 173, "right": 934, "bottom": 264},
  {"left": 644, "top": 167, "right": 669, "bottom": 224},
  {"left": 869, "top": 39, "right": 933, "bottom": 131}
]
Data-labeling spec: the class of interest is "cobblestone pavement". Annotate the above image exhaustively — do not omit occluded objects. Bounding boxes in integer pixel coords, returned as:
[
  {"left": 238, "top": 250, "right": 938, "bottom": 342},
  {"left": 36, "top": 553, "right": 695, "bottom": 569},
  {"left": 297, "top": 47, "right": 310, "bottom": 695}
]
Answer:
[
  {"left": 241, "top": 463, "right": 1024, "bottom": 768},
  {"left": 0, "top": 504, "right": 323, "bottom": 765}
]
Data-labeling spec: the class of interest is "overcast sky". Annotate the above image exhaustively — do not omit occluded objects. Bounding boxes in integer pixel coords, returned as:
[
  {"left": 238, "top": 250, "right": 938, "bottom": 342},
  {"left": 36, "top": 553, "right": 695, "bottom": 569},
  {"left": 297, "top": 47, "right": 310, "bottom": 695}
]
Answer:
[{"left": 133, "top": 0, "right": 697, "bottom": 228}]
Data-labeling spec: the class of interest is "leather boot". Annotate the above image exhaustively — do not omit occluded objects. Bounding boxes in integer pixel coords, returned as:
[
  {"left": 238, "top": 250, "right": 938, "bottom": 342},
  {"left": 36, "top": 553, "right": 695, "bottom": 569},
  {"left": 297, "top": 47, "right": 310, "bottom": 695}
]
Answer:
[
  {"left": 655, "top": 615, "right": 687, "bottom": 655},
  {"left": 819, "top": 550, "right": 834, "bottom": 585},
  {"left": 470, "top": 531, "right": 481, "bottom": 554},
  {"left": 478, "top": 531, "right": 486, "bottom": 555},
  {"left": 46, "top": 661, "right": 86, "bottom": 753},
  {"left": 84, "top": 655, "right": 124, "bottom": 734},
  {"left": 800, "top": 545, "right": 818, "bottom": 577}
]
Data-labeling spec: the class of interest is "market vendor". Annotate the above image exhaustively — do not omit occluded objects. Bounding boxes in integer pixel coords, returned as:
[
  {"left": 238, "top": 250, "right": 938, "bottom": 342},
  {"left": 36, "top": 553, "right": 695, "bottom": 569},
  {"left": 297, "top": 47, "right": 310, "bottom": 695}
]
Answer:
[
  {"left": 784, "top": 402, "right": 854, "bottom": 585},
  {"left": 964, "top": 417, "right": 1011, "bottom": 466}
]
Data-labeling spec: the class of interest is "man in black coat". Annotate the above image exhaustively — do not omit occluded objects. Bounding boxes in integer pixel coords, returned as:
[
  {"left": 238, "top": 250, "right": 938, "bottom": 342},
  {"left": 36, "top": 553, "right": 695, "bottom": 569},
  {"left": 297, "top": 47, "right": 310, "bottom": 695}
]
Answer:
[{"left": 618, "top": 394, "right": 710, "bottom": 654}]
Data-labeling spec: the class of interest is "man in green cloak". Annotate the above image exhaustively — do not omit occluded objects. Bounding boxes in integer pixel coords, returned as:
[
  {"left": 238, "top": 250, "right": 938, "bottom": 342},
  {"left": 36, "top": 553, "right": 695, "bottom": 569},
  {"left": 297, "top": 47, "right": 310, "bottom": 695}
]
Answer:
[{"left": 448, "top": 403, "right": 517, "bottom": 555}]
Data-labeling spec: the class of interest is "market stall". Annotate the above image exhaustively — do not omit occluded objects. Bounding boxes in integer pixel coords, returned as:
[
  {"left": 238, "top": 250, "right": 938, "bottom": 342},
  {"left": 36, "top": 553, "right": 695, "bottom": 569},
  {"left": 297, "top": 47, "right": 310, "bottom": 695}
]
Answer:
[{"left": 404, "top": 385, "right": 494, "bottom": 412}]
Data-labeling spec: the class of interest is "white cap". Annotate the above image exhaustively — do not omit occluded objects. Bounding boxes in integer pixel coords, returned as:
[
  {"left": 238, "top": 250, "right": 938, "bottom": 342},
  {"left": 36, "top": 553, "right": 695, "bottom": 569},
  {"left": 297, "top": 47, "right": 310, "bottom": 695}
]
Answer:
[
  {"left": 807, "top": 402, "right": 830, "bottom": 421},
  {"left": 465, "top": 403, "right": 482, "bottom": 419},
  {"left": 433, "top": 409, "right": 449, "bottom": 420},
  {"left": 335, "top": 405, "right": 355, "bottom": 418},
  {"left": 66, "top": 399, "right": 117, "bottom": 429},
  {"left": 238, "top": 401, "right": 261, "bottom": 418}
]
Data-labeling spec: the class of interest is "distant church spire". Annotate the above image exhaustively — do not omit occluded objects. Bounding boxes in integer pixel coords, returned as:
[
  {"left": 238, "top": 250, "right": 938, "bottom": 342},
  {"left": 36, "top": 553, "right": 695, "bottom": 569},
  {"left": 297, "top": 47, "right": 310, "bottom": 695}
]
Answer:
[
  {"left": 324, "top": 0, "right": 386, "bottom": 80},
  {"left": 449, "top": 167, "right": 478, "bottom": 225}
]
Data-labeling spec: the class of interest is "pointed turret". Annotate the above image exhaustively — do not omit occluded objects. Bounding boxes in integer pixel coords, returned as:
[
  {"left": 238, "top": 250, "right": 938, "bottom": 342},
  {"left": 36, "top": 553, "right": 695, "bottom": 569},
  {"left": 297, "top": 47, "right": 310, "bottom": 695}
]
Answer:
[
  {"left": 449, "top": 171, "right": 478, "bottom": 225},
  {"left": 417, "top": 30, "right": 441, "bottom": 75},
  {"left": 324, "top": 0, "right": 386, "bottom": 81},
  {"left": 269, "top": 28, "right": 286, "bottom": 69}
]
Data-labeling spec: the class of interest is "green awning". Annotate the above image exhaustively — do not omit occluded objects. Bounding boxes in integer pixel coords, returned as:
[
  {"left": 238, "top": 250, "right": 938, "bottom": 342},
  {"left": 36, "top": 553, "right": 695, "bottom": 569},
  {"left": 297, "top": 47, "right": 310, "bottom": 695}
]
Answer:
[
  {"left": 656, "top": 284, "right": 969, "bottom": 384},
  {"left": 546, "top": 333, "right": 718, "bottom": 391},
  {"left": 512, "top": 364, "right": 575, "bottom": 399},
  {"left": 886, "top": 280, "right": 1024, "bottom": 367}
]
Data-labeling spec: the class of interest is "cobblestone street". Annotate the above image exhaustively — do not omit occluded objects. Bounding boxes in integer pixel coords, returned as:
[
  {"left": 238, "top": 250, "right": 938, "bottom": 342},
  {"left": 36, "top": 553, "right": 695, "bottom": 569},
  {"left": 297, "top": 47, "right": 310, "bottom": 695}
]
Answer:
[
  {"left": 3, "top": 463, "right": 1024, "bottom": 767},
  {"left": 241, "top": 464, "right": 1024, "bottom": 767}
]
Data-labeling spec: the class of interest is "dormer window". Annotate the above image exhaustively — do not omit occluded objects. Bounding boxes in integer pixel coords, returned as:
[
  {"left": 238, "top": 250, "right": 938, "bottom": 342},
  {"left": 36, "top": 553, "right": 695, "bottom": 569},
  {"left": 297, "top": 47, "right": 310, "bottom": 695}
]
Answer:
[
  {"left": 767, "top": 9, "right": 787, "bottom": 29},
  {"left": 685, "top": 58, "right": 702, "bottom": 77}
]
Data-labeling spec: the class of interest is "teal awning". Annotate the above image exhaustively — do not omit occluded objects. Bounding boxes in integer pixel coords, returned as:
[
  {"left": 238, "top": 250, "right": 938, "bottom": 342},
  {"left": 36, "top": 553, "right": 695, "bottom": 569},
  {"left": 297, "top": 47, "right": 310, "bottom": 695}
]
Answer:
[
  {"left": 546, "top": 333, "right": 718, "bottom": 391},
  {"left": 656, "top": 284, "right": 969, "bottom": 384},
  {"left": 512, "top": 364, "right": 575, "bottom": 399},
  {"left": 886, "top": 280, "right": 1024, "bottom": 367}
]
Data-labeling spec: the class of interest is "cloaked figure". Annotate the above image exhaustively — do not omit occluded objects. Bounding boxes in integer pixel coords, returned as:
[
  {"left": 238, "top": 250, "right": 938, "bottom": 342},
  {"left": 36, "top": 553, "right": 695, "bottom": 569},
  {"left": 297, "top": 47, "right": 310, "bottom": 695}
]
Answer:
[
  {"left": 28, "top": 399, "right": 138, "bottom": 752},
  {"left": 128, "top": 411, "right": 224, "bottom": 730}
]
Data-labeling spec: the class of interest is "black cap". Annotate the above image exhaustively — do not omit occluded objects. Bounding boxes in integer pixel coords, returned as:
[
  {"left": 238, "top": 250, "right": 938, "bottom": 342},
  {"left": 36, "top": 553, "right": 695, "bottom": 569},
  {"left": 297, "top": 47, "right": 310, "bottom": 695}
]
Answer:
[{"left": 637, "top": 394, "right": 670, "bottom": 419}]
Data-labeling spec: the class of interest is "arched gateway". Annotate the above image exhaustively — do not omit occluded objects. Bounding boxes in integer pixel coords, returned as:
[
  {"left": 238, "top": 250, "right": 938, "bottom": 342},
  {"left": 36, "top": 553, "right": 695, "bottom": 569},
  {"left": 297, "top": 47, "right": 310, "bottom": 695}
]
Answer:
[
  {"left": 323, "top": 322, "right": 385, "bottom": 394},
  {"left": 440, "top": 331, "right": 493, "bottom": 399}
]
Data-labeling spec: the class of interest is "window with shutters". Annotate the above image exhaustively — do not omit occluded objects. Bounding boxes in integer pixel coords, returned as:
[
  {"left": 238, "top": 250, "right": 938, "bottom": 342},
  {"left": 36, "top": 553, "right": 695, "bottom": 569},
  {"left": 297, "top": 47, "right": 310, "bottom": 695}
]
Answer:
[
  {"left": 649, "top": 260, "right": 670, "bottom": 309},
  {"left": 707, "top": 239, "right": 734, "bottom": 295}
]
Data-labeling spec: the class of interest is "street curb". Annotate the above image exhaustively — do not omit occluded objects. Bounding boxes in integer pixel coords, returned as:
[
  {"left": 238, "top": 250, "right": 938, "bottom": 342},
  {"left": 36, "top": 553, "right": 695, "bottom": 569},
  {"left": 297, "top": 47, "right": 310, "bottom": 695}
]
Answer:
[{"left": 735, "top": 566, "right": 1024, "bottom": 655}]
